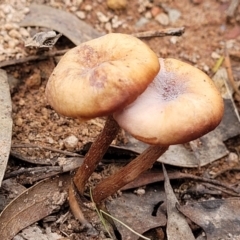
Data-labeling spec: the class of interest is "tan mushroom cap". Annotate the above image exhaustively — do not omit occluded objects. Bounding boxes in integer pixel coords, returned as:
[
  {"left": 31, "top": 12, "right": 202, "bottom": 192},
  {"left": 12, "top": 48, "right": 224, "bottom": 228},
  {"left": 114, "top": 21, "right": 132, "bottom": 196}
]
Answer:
[
  {"left": 113, "top": 58, "right": 224, "bottom": 146},
  {"left": 45, "top": 33, "right": 160, "bottom": 120}
]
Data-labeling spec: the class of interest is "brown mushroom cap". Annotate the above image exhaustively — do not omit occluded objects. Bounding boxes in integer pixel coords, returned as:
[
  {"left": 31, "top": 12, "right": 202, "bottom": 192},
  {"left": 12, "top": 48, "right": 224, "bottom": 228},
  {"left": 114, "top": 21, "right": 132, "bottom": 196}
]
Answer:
[
  {"left": 113, "top": 58, "right": 224, "bottom": 146},
  {"left": 45, "top": 33, "right": 160, "bottom": 120}
]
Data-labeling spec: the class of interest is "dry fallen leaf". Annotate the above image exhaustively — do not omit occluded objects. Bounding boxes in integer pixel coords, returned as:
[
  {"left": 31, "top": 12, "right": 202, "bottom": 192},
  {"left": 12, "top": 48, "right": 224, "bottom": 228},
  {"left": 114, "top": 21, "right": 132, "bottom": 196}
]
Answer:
[
  {"left": 0, "top": 174, "right": 71, "bottom": 240},
  {"left": 20, "top": 4, "right": 103, "bottom": 46},
  {"left": 106, "top": 185, "right": 166, "bottom": 240},
  {"left": 25, "top": 31, "right": 62, "bottom": 48},
  {"left": 0, "top": 69, "right": 12, "bottom": 186},
  {"left": 163, "top": 164, "right": 195, "bottom": 240},
  {"left": 177, "top": 198, "right": 240, "bottom": 240}
]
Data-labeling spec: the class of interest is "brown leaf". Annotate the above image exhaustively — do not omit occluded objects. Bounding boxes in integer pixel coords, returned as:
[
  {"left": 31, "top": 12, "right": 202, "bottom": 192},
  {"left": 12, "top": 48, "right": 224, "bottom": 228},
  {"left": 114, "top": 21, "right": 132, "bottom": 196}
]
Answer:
[
  {"left": 0, "top": 69, "right": 12, "bottom": 186},
  {"left": 20, "top": 4, "right": 103, "bottom": 46},
  {"left": 0, "top": 174, "right": 71, "bottom": 240}
]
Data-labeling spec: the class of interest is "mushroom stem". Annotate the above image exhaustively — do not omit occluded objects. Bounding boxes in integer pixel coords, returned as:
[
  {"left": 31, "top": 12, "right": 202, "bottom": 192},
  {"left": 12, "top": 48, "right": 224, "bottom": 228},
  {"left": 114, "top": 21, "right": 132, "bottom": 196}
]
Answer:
[
  {"left": 92, "top": 145, "right": 168, "bottom": 204},
  {"left": 73, "top": 116, "right": 120, "bottom": 194}
]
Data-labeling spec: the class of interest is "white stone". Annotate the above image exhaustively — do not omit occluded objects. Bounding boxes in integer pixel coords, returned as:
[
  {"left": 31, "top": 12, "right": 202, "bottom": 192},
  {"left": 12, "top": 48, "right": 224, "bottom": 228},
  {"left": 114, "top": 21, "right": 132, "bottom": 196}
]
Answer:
[
  {"left": 76, "top": 11, "right": 86, "bottom": 19},
  {"left": 144, "top": 11, "right": 152, "bottom": 19},
  {"left": 8, "top": 29, "right": 22, "bottom": 39},
  {"left": 96, "top": 11, "right": 110, "bottom": 23},
  {"left": 170, "top": 36, "right": 178, "bottom": 44},
  {"left": 211, "top": 51, "right": 221, "bottom": 59},
  {"left": 155, "top": 13, "right": 169, "bottom": 26},
  {"left": 168, "top": 9, "right": 181, "bottom": 23},
  {"left": 84, "top": 5, "right": 92, "bottom": 11},
  {"left": 63, "top": 135, "right": 79, "bottom": 150},
  {"left": 19, "top": 27, "right": 30, "bottom": 38},
  {"left": 134, "top": 188, "right": 145, "bottom": 196},
  {"left": 111, "top": 16, "right": 124, "bottom": 28}
]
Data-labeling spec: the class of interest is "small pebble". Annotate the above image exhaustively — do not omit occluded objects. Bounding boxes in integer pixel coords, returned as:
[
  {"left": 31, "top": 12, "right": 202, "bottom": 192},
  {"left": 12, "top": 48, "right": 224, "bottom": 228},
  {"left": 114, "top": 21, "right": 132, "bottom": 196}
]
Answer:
[
  {"left": 96, "top": 11, "right": 110, "bottom": 23},
  {"left": 63, "top": 135, "right": 79, "bottom": 151},
  {"left": 144, "top": 11, "right": 152, "bottom": 19},
  {"left": 111, "top": 15, "right": 124, "bottom": 28},
  {"left": 151, "top": 6, "right": 161, "bottom": 17},
  {"left": 8, "top": 38, "right": 19, "bottom": 48},
  {"left": 84, "top": 5, "right": 92, "bottom": 11},
  {"left": 203, "top": 64, "right": 210, "bottom": 72},
  {"left": 18, "top": 99, "right": 25, "bottom": 106},
  {"left": 8, "top": 29, "right": 22, "bottom": 39},
  {"left": 155, "top": 13, "right": 169, "bottom": 26},
  {"left": 134, "top": 188, "right": 145, "bottom": 196},
  {"left": 46, "top": 137, "right": 54, "bottom": 144},
  {"left": 75, "top": 11, "right": 86, "bottom": 19},
  {"left": 105, "top": 22, "right": 112, "bottom": 32},
  {"left": 135, "top": 17, "right": 149, "bottom": 28},
  {"left": 15, "top": 117, "right": 23, "bottom": 126},
  {"left": 211, "top": 51, "right": 221, "bottom": 59},
  {"left": 168, "top": 9, "right": 181, "bottom": 23},
  {"left": 227, "top": 152, "right": 239, "bottom": 164},
  {"left": 4, "top": 23, "right": 19, "bottom": 30},
  {"left": 19, "top": 27, "right": 30, "bottom": 38},
  {"left": 82, "top": 128, "right": 89, "bottom": 136},
  {"left": 170, "top": 36, "right": 178, "bottom": 44},
  {"left": 107, "top": 0, "right": 127, "bottom": 10}
]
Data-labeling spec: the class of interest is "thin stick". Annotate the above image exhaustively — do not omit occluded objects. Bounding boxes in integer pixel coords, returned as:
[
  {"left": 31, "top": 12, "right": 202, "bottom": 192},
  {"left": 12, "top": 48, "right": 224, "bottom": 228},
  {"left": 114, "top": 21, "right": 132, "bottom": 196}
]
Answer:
[
  {"left": 132, "top": 27, "right": 185, "bottom": 38},
  {"left": 121, "top": 170, "right": 239, "bottom": 195},
  {"left": 210, "top": 166, "right": 240, "bottom": 179},
  {"left": 11, "top": 143, "right": 82, "bottom": 157},
  {"left": 202, "top": 183, "right": 240, "bottom": 197},
  {"left": 4, "top": 166, "right": 62, "bottom": 179},
  {"left": 226, "top": 0, "right": 239, "bottom": 17},
  {"left": 0, "top": 49, "right": 68, "bottom": 68}
]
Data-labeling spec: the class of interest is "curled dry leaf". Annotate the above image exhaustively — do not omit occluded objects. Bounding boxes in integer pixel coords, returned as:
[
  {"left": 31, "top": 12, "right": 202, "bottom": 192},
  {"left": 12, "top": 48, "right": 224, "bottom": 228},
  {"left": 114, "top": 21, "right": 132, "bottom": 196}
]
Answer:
[
  {"left": 0, "top": 70, "right": 12, "bottom": 186},
  {"left": 25, "top": 31, "right": 62, "bottom": 48},
  {"left": 0, "top": 174, "right": 71, "bottom": 240},
  {"left": 20, "top": 4, "right": 103, "bottom": 46}
]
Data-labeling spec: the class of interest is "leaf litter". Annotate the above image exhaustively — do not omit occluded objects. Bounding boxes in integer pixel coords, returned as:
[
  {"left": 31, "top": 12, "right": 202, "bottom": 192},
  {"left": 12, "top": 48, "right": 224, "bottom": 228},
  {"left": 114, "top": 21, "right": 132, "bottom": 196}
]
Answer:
[
  {"left": 177, "top": 198, "right": 240, "bottom": 240},
  {"left": 1, "top": 0, "right": 240, "bottom": 239},
  {"left": 105, "top": 185, "right": 166, "bottom": 240},
  {"left": 0, "top": 174, "right": 71, "bottom": 240}
]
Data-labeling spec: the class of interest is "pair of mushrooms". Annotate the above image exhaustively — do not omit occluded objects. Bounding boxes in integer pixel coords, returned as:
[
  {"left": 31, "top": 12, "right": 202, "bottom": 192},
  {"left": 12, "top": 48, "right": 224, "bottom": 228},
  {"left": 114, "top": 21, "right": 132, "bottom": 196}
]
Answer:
[{"left": 46, "top": 33, "right": 224, "bottom": 204}]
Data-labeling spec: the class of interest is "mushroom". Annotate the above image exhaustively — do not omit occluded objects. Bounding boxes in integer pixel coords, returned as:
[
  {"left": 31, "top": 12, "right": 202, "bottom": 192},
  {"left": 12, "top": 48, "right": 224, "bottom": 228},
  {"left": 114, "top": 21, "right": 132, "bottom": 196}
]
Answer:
[
  {"left": 91, "top": 58, "right": 224, "bottom": 204},
  {"left": 45, "top": 33, "right": 160, "bottom": 194}
]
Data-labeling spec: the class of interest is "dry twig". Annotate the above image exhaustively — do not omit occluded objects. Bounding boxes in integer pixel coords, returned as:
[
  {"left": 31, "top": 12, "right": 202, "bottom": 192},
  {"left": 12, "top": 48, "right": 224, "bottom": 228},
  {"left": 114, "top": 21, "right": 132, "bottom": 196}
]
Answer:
[
  {"left": 12, "top": 143, "right": 82, "bottom": 157},
  {"left": 121, "top": 170, "right": 240, "bottom": 196},
  {"left": 226, "top": 0, "right": 239, "bottom": 17},
  {"left": 4, "top": 166, "right": 62, "bottom": 180},
  {"left": 132, "top": 27, "right": 185, "bottom": 38},
  {"left": 0, "top": 49, "right": 68, "bottom": 68}
]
